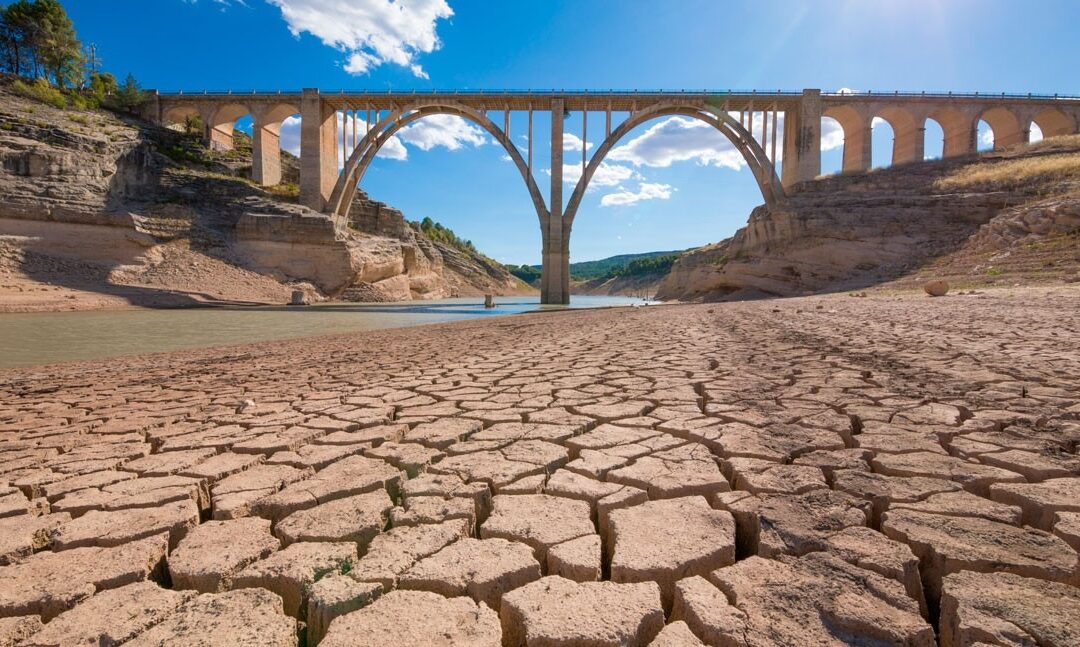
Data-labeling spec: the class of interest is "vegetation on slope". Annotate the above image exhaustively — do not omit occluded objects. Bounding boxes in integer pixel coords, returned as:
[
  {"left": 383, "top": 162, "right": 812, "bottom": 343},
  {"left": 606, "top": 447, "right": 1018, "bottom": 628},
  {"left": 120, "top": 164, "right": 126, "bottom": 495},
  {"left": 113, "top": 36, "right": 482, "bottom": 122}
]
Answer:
[
  {"left": 416, "top": 217, "right": 481, "bottom": 255},
  {"left": 506, "top": 249, "right": 685, "bottom": 284},
  {"left": 1, "top": 0, "right": 149, "bottom": 112},
  {"left": 933, "top": 136, "right": 1080, "bottom": 194}
]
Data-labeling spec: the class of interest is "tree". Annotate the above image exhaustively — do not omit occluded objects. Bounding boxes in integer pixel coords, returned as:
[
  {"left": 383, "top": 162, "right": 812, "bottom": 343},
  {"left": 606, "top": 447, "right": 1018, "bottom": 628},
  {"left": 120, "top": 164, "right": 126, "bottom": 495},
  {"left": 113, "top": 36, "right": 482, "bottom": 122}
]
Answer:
[
  {"left": 110, "top": 73, "right": 147, "bottom": 113},
  {"left": 0, "top": 0, "right": 82, "bottom": 86},
  {"left": 37, "top": 0, "right": 81, "bottom": 87},
  {"left": 87, "top": 70, "right": 117, "bottom": 105}
]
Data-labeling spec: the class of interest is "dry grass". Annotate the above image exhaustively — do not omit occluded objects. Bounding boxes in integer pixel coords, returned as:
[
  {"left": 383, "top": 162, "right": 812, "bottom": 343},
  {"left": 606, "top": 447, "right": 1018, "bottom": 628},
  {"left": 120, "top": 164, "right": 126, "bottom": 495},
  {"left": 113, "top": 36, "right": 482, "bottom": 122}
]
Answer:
[{"left": 934, "top": 151, "right": 1080, "bottom": 191}]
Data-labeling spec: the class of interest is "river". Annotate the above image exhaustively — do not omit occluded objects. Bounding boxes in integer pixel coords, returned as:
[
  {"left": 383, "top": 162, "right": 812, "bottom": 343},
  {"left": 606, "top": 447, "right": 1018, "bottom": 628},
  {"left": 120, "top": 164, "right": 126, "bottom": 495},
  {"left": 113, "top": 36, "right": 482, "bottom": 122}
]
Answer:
[{"left": 0, "top": 296, "right": 649, "bottom": 369}]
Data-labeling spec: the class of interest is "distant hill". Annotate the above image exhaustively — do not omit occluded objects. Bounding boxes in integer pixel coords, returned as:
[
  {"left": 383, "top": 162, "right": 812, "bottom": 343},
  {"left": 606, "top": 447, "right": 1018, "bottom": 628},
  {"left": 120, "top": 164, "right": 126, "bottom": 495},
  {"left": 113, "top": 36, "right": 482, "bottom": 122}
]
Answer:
[{"left": 507, "top": 250, "right": 685, "bottom": 283}]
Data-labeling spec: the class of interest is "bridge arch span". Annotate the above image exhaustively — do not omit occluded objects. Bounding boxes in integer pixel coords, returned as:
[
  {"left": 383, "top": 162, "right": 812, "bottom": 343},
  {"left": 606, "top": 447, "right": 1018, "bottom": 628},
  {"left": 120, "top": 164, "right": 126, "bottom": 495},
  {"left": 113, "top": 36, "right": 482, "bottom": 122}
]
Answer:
[
  {"left": 977, "top": 106, "right": 1024, "bottom": 149},
  {"left": 563, "top": 102, "right": 784, "bottom": 231},
  {"left": 823, "top": 104, "right": 871, "bottom": 172},
  {"left": 872, "top": 106, "right": 920, "bottom": 165},
  {"left": 327, "top": 101, "right": 549, "bottom": 227},
  {"left": 1031, "top": 107, "right": 1076, "bottom": 139},
  {"left": 926, "top": 106, "right": 975, "bottom": 158}
]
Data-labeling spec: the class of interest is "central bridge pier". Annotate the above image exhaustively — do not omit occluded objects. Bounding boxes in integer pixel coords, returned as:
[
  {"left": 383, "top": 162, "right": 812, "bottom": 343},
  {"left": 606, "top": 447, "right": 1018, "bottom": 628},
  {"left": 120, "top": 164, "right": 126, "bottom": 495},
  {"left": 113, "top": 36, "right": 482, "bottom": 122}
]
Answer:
[{"left": 149, "top": 89, "right": 1080, "bottom": 304}]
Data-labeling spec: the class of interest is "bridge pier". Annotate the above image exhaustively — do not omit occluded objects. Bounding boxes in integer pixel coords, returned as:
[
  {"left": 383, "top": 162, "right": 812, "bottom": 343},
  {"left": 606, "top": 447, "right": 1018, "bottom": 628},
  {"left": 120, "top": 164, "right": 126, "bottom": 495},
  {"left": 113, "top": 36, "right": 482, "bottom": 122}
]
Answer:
[
  {"left": 781, "top": 89, "right": 822, "bottom": 189},
  {"left": 251, "top": 119, "right": 282, "bottom": 187},
  {"left": 542, "top": 98, "right": 571, "bottom": 305},
  {"left": 300, "top": 89, "right": 338, "bottom": 212}
]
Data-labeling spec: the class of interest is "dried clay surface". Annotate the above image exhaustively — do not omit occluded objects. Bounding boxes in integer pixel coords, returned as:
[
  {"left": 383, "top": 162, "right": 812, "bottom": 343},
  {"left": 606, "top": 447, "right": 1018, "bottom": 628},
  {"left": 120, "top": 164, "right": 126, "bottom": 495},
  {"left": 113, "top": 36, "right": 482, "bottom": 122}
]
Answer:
[{"left": 1, "top": 287, "right": 1079, "bottom": 646}]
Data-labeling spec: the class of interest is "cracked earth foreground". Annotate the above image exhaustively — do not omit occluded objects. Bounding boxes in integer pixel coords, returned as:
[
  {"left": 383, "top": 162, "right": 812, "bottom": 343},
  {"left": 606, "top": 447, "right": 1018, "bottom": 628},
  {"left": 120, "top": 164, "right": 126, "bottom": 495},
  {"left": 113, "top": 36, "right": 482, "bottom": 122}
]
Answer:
[{"left": 1, "top": 289, "right": 1079, "bottom": 646}]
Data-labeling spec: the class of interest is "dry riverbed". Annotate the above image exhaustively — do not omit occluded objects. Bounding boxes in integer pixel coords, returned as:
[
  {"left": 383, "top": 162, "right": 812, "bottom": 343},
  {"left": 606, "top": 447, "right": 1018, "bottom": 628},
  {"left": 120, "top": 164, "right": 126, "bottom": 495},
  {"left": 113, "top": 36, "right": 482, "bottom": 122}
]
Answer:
[{"left": 1, "top": 288, "right": 1078, "bottom": 646}]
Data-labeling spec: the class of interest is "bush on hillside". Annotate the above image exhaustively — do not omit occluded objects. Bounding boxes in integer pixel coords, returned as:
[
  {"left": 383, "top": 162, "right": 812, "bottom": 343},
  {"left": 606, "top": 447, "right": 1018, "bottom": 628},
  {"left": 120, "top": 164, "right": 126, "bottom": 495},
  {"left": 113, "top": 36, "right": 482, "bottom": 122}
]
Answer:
[{"left": 11, "top": 77, "right": 65, "bottom": 108}]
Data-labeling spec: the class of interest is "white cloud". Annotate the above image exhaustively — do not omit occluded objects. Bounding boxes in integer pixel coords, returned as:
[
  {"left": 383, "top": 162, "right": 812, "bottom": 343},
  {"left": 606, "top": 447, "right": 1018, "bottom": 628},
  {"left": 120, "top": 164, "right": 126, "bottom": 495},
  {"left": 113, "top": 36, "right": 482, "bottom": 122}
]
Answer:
[
  {"left": 265, "top": 0, "right": 452, "bottom": 78},
  {"left": 562, "top": 133, "right": 593, "bottom": 152},
  {"left": 548, "top": 162, "right": 640, "bottom": 188},
  {"left": 871, "top": 116, "right": 887, "bottom": 128},
  {"left": 979, "top": 127, "right": 995, "bottom": 147},
  {"left": 397, "top": 114, "right": 487, "bottom": 151},
  {"left": 607, "top": 117, "right": 745, "bottom": 171},
  {"left": 277, "top": 113, "right": 485, "bottom": 167},
  {"left": 600, "top": 182, "right": 674, "bottom": 207},
  {"left": 820, "top": 117, "right": 845, "bottom": 151}
]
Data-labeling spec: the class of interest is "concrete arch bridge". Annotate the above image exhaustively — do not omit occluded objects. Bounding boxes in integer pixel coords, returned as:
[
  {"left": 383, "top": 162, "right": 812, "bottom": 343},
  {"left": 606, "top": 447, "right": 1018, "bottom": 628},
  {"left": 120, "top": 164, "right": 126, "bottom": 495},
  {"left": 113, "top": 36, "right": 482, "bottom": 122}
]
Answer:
[{"left": 150, "top": 89, "right": 1080, "bottom": 304}]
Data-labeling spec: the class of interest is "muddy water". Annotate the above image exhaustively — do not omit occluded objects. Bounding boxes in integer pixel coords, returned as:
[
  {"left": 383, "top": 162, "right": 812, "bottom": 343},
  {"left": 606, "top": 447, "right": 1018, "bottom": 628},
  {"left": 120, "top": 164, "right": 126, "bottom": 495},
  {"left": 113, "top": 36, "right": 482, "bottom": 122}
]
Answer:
[{"left": 0, "top": 296, "right": 648, "bottom": 369}]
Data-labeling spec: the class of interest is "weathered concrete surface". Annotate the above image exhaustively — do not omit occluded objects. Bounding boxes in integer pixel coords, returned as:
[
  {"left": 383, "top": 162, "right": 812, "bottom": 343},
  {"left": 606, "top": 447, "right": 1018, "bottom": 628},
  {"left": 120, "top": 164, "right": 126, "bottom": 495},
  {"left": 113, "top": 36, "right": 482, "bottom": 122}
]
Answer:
[{"left": 1, "top": 288, "right": 1079, "bottom": 644}]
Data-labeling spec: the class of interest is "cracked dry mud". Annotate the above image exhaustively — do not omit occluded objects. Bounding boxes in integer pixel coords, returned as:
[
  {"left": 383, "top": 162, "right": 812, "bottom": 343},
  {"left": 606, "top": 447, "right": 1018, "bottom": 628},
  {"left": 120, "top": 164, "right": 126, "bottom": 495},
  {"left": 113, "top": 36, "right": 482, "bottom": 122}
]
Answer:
[{"left": 1, "top": 287, "right": 1079, "bottom": 646}]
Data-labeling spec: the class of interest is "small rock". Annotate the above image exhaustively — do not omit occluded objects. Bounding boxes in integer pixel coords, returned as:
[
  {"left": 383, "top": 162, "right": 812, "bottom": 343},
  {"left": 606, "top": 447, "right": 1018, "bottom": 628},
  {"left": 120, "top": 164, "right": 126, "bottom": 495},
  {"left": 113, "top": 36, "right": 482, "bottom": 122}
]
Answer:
[{"left": 923, "top": 280, "right": 949, "bottom": 296}]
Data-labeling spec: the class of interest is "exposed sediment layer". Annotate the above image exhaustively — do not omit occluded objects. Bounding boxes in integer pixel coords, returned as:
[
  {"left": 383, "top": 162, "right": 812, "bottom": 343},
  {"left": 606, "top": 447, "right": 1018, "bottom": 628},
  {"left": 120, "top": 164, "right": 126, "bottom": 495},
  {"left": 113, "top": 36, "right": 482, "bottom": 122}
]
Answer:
[{"left": 1, "top": 287, "right": 1079, "bottom": 645}]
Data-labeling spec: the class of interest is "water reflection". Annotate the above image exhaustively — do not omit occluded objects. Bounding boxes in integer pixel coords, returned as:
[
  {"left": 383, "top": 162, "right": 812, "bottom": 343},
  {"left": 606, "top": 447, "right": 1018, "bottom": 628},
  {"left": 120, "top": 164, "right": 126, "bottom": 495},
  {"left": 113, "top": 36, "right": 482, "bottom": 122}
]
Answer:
[{"left": 0, "top": 296, "right": 649, "bottom": 369}]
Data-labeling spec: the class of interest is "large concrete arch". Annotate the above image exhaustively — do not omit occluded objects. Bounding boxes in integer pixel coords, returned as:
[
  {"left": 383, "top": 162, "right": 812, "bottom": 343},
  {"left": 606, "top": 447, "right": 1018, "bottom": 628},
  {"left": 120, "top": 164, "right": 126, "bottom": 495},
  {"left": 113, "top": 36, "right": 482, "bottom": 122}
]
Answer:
[
  {"left": 874, "top": 106, "right": 921, "bottom": 165},
  {"left": 327, "top": 101, "right": 549, "bottom": 227},
  {"left": 563, "top": 103, "right": 784, "bottom": 232},
  {"left": 205, "top": 102, "right": 253, "bottom": 152},
  {"left": 1031, "top": 107, "right": 1076, "bottom": 138},
  {"left": 927, "top": 107, "right": 975, "bottom": 158},
  {"left": 161, "top": 105, "right": 201, "bottom": 130},
  {"left": 978, "top": 106, "right": 1024, "bottom": 149},
  {"left": 823, "top": 104, "right": 872, "bottom": 172}
]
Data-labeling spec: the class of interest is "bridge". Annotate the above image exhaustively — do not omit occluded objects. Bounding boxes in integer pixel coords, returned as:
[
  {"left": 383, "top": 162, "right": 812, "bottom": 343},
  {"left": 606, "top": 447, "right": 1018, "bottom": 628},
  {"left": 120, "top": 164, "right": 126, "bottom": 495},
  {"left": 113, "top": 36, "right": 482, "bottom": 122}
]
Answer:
[{"left": 147, "top": 89, "right": 1080, "bottom": 304}]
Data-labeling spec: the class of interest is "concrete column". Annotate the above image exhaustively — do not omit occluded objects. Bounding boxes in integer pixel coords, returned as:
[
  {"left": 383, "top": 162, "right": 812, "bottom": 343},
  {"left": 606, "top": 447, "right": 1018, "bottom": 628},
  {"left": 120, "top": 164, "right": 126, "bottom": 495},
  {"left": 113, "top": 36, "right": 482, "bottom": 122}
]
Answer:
[
  {"left": 251, "top": 120, "right": 281, "bottom": 187},
  {"left": 781, "top": 89, "right": 822, "bottom": 190},
  {"left": 541, "top": 99, "right": 569, "bottom": 305},
  {"left": 208, "top": 123, "right": 234, "bottom": 152},
  {"left": 299, "top": 88, "right": 338, "bottom": 212},
  {"left": 943, "top": 120, "right": 976, "bottom": 158},
  {"left": 842, "top": 117, "right": 872, "bottom": 173},
  {"left": 892, "top": 125, "right": 923, "bottom": 165}
]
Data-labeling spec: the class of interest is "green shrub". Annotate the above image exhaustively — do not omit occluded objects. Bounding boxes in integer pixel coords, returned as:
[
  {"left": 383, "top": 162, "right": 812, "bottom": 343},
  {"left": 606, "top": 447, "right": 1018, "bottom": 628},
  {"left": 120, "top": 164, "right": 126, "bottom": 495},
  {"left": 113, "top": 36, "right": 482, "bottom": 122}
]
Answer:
[{"left": 11, "top": 78, "right": 66, "bottom": 109}]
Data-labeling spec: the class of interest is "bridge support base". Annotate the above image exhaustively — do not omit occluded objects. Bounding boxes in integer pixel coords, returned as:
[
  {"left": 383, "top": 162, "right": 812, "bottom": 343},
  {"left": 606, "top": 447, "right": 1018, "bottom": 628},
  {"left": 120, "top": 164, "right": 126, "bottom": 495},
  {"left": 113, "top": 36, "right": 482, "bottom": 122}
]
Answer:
[{"left": 252, "top": 122, "right": 282, "bottom": 187}]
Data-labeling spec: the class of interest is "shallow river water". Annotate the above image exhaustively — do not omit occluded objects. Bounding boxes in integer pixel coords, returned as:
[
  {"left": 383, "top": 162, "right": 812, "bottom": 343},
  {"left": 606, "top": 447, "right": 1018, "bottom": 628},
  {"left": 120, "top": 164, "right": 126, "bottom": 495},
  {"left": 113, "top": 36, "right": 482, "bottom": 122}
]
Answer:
[{"left": 0, "top": 296, "right": 646, "bottom": 369}]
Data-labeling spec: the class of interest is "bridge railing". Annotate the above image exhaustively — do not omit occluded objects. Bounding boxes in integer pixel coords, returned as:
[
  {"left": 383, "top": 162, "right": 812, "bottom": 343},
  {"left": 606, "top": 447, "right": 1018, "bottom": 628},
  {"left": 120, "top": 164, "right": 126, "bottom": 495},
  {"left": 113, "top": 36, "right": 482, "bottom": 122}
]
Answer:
[{"left": 154, "top": 89, "right": 1080, "bottom": 101}]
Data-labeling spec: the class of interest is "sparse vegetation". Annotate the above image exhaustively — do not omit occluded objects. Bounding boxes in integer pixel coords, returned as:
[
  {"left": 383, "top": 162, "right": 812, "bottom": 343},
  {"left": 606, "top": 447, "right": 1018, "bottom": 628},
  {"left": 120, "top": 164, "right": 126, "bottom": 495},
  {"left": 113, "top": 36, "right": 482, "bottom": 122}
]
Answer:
[
  {"left": 505, "top": 264, "right": 541, "bottom": 283},
  {"left": 416, "top": 216, "right": 480, "bottom": 255},
  {"left": 11, "top": 77, "right": 64, "bottom": 108},
  {"left": 934, "top": 147, "right": 1080, "bottom": 191}
]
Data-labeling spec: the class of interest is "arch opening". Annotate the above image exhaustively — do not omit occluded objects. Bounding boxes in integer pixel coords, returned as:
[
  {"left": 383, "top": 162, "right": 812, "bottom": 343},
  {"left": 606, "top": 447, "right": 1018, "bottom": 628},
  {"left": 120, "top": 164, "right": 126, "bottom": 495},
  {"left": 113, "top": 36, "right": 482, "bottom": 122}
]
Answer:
[
  {"left": 871, "top": 117, "right": 894, "bottom": 169},
  {"left": 823, "top": 105, "right": 870, "bottom": 173},
  {"left": 206, "top": 103, "right": 252, "bottom": 152},
  {"left": 564, "top": 103, "right": 783, "bottom": 233},
  {"left": 329, "top": 103, "right": 549, "bottom": 234},
  {"left": 820, "top": 116, "right": 845, "bottom": 176},
  {"left": 977, "top": 120, "right": 995, "bottom": 152},
  {"left": 923, "top": 118, "right": 945, "bottom": 160}
]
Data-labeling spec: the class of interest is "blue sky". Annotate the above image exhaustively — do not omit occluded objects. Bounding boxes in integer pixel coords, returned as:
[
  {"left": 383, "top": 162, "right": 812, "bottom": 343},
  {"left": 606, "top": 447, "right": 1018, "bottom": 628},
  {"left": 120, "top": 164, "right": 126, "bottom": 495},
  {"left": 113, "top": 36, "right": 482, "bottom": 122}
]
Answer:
[{"left": 57, "top": 0, "right": 1080, "bottom": 264}]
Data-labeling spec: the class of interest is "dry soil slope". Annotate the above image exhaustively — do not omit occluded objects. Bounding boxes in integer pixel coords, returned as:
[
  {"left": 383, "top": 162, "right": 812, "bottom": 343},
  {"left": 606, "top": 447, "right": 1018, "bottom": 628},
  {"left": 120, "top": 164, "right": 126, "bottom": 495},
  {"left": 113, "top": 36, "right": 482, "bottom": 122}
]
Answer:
[{"left": 658, "top": 136, "right": 1080, "bottom": 301}]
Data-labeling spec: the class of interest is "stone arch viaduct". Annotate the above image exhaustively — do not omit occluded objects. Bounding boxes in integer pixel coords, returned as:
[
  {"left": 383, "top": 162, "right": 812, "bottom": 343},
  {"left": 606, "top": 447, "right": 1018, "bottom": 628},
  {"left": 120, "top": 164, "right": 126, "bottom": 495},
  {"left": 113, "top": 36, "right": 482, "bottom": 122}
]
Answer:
[{"left": 148, "top": 89, "right": 1080, "bottom": 304}]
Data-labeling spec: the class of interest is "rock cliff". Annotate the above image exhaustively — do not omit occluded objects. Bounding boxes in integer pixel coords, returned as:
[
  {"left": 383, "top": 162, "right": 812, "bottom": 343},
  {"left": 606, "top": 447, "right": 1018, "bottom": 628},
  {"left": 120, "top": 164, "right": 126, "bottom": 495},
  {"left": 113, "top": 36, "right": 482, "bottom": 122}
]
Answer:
[
  {"left": 0, "top": 80, "right": 531, "bottom": 311},
  {"left": 657, "top": 135, "right": 1080, "bottom": 301}
]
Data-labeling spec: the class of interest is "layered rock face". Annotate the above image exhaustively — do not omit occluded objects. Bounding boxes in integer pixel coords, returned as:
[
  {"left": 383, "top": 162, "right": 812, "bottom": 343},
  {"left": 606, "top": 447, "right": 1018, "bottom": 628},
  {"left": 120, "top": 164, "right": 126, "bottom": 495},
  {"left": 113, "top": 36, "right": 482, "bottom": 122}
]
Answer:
[
  {"left": 658, "top": 137, "right": 1080, "bottom": 301},
  {"left": 0, "top": 83, "right": 529, "bottom": 309}
]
